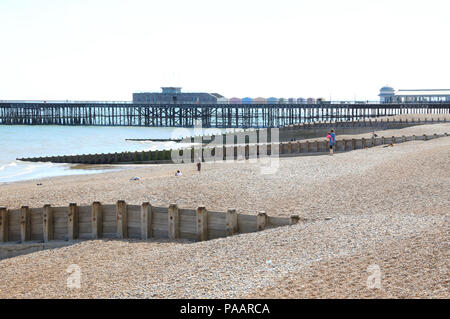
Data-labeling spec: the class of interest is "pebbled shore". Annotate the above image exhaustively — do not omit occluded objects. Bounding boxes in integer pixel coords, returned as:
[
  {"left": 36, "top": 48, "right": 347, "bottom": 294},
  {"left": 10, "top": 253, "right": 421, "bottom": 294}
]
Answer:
[{"left": 0, "top": 122, "right": 448, "bottom": 299}]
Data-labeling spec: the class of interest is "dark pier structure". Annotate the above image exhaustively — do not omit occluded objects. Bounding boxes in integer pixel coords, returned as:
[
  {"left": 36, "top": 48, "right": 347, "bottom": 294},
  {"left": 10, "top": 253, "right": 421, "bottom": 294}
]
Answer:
[{"left": 1, "top": 102, "right": 449, "bottom": 128}]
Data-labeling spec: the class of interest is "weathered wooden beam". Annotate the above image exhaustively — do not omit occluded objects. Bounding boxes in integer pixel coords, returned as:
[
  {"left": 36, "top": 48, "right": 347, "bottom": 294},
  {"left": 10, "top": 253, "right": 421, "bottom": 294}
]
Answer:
[
  {"left": 196, "top": 206, "right": 208, "bottom": 241},
  {"left": 141, "top": 202, "right": 152, "bottom": 240},
  {"left": 0, "top": 207, "right": 8, "bottom": 242},
  {"left": 20, "top": 206, "right": 31, "bottom": 242},
  {"left": 68, "top": 203, "right": 78, "bottom": 241},
  {"left": 92, "top": 202, "right": 103, "bottom": 239},
  {"left": 226, "top": 209, "right": 238, "bottom": 236},
  {"left": 116, "top": 200, "right": 128, "bottom": 239},
  {"left": 257, "top": 213, "right": 268, "bottom": 231},
  {"left": 168, "top": 204, "right": 179, "bottom": 240},
  {"left": 43, "top": 204, "right": 53, "bottom": 242},
  {"left": 290, "top": 215, "right": 300, "bottom": 225}
]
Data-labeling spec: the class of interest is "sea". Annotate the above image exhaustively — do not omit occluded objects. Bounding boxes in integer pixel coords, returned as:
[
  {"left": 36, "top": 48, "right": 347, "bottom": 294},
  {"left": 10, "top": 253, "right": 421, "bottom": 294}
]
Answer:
[{"left": 0, "top": 125, "right": 227, "bottom": 183}]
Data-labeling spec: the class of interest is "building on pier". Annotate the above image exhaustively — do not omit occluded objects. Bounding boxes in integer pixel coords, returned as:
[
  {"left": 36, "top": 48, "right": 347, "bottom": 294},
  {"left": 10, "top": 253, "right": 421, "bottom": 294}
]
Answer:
[
  {"left": 379, "top": 87, "right": 450, "bottom": 103},
  {"left": 133, "top": 87, "right": 220, "bottom": 104}
]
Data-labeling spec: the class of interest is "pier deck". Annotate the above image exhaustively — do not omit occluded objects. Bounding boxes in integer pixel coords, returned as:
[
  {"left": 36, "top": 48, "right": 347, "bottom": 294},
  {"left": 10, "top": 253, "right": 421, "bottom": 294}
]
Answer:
[{"left": 1, "top": 102, "right": 449, "bottom": 128}]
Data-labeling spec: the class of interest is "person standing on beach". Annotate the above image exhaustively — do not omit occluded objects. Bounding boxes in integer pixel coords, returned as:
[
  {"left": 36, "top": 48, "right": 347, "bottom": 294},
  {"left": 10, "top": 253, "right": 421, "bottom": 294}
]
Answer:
[
  {"left": 196, "top": 161, "right": 201, "bottom": 173},
  {"left": 327, "top": 130, "right": 336, "bottom": 156}
]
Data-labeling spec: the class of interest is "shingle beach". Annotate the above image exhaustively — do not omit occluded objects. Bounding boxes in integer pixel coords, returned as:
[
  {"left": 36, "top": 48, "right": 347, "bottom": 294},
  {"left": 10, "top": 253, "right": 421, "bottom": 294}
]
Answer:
[{"left": 0, "top": 120, "right": 448, "bottom": 299}]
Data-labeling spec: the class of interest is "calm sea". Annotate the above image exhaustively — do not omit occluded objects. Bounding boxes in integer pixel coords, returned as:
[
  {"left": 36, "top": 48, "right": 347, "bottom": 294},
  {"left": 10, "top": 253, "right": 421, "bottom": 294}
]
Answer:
[{"left": 0, "top": 125, "right": 226, "bottom": 183}]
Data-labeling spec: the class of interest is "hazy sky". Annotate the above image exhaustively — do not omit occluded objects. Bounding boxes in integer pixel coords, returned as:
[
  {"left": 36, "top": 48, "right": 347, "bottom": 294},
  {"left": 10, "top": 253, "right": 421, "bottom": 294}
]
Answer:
[{"left": 0, "top": 0, "right": 449, "bottom": 101}]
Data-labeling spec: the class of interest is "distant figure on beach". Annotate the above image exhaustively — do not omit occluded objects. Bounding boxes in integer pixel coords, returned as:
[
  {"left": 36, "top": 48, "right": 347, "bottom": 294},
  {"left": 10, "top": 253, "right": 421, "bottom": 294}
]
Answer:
[
  {"left": 327, "top": 130, "right": 336, "bottom": 156},
  {"left": 175, "top": 170, "right": 182, "bottom": 176},
  {"left": 196, "top": 160, "right": 201, "bottom": 173},
  {"left": 372, "top": 130, "right": 378, "bottom": 138}
]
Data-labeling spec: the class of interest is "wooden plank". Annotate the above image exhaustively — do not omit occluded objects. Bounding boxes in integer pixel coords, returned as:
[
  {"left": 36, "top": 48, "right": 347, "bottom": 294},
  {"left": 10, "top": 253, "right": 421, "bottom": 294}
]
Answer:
[
  {"left": 267, "top": 216, "right": 290, "bottom": 227},
  {"left": 126, "top": 205, "right": 141, "bottom": 239},
  {"left": 30, "top": 208, "right": 43, "bottom": 241},
  {"left": 102, "top": 205, "right": 116, "bottom": 236},
  {"left": 7, "top": 209, "right": 20, "bottom": 242}
]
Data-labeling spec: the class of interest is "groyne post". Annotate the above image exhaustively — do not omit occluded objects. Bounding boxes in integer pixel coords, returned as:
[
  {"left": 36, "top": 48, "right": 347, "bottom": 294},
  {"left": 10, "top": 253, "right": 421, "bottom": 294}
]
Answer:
[
  {"left": 257, "top": 213, "right": 268, "bottom": 231},
  {"left": 43, "top": 204, "right": 53, "bottom": 242},
  {"left": 68, "top": 203, "right": 79, "bottom": 241},
  {"left": 92, "top": 202, "right": 103, "bottom": 239},
  {"left": 141, "top": 202, "right": 152, "bottom": 240},
  {"left": 20, "top": 206, "right": 31, "bottom": 243},
  {"left": 226, "top": 209, "right": 238, "bottom": 236},
  {"left": 116, "top": 200, "right": 128, "bottom": 239},
  {"left": 168, "top": 204, "right": 179, "bottom": 240},
  {"left": 0, "top": 207, "right": 7, "bottom": 242},
  {"left": 196, "top": 206, "right": 208, "bottom": 241},
  {"left": 290, "top": 215, "right": 300, "bottom": 225}
]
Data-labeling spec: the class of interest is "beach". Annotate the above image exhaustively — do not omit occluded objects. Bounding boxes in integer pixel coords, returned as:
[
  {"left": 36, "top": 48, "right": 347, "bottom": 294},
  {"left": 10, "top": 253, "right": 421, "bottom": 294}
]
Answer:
[{"left": 0, "top": 122, "right": 448, "bottom": 298}]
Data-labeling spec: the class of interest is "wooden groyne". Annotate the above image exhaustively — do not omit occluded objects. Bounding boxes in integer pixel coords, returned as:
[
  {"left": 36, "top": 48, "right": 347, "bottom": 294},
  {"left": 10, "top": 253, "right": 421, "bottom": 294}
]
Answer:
[
  {"left": 0, "top": 202, "right": 299, "bottom": 259},
  {"left": 200, "top": 117, "right": 450, "bottom": 143},
  {"left": 1, "top": 101, "right": 449, "bottom": 128},
  {"left": 17, "top": 133, "right": 449, "bottom": 165}
]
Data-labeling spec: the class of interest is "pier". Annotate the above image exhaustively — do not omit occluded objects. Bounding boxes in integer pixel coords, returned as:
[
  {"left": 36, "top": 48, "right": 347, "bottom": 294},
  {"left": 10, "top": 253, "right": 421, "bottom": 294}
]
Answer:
[{"left": 1, "top": 102, "right": 449, "bottom": 128}]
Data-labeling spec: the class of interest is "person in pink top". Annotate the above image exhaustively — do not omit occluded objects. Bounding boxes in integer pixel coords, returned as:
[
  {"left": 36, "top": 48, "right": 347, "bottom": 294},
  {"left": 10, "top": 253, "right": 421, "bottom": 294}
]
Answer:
[{"left": 327, "top": 130, "right": 336, "bottom": 156}]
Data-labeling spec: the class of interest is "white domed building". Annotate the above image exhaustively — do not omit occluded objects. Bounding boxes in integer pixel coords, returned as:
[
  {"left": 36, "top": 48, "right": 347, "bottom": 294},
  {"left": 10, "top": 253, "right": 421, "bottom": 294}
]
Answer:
[
  {"left": 379, "top": 86, "right": 396, "bottom": 103},
  {"left": 379, "top": 86, "right": 450, "bottom": 103}
]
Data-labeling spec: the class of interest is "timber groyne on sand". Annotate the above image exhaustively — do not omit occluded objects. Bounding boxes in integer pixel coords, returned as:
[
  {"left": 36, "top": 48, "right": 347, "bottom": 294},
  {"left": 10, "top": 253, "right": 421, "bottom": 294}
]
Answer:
[
  {"left": 17, "top": 118, "right": 450, "bottom": 165},
  {"left": 0, "top": 202, "right": 298, "bottom": 259}
]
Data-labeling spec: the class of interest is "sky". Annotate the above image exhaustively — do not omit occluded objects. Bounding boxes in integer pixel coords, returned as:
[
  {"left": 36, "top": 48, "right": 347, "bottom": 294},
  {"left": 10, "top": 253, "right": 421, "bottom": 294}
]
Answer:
[{"left": 0, "top": 0, "right": 449, "bottom": 102}]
